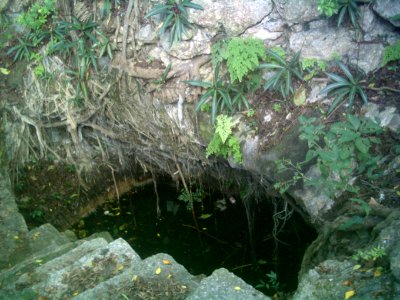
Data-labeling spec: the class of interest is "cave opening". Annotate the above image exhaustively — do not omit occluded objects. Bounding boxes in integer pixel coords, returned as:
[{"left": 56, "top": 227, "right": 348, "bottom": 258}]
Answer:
[{"left": 72, "top": 179, "right": 317, "bottom": 296}]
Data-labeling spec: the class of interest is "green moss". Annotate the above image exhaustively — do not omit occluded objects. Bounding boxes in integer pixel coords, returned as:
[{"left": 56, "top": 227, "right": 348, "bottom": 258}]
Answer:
[{"left": 382, "top": 40, "right": 400, "bottom": 66}]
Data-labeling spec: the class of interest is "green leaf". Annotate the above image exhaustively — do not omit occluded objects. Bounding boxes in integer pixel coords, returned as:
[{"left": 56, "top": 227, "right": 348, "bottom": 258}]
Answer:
[
  {"left": 347, "top": 114, "right": 360, "bottom": 130},
  {"left": 293, "top": 86, "right": 306, "bottom": 106},
  {"left": 355, "top": 138, "right": 369, "bottom": 154}
]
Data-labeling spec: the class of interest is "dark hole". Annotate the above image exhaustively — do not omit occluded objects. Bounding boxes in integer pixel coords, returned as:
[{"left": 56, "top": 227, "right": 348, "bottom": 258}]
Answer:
[{"left": 73, "top": 181, "right": 317, "bottom": 296}]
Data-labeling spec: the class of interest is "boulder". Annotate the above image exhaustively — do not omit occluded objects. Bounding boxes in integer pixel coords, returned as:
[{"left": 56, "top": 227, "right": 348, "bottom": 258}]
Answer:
[
  {"left": 190, "top": 0, "right": 273, "bottom": 36},
  {"left": 373, "top": 0, "right": 400, "bottom": 28},
  {"left": 279, "top": 0, "right": 320, "bottom": 24}
]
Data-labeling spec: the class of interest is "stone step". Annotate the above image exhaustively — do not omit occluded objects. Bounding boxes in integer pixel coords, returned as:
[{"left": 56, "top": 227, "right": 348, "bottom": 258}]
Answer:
[
  {"left": 74, "top": 253, "right": 200, "bottom": 299},
  {"left": 28, "top": 223, "right": 72, "bottom": 254}
]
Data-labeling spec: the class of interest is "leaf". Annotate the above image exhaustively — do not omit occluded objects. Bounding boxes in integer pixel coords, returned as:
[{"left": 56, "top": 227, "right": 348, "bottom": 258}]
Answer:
[
  {"left": 155, "top": 267, "right": 162, "bottom": 275},
  {"left": 293, "top": 86, "right": 306, "bottom": 106},
  {"left": 0, "top": 68, "right": 10, "bottom": 75},
  {"left": 353, "top": 264, "right": 362, "bottom": 270},
  {"left": 199, "top": 213, "right": 212, "bottom": 219},
  {"left": 374, "top": 267, "right": 382, "bottom": 277},
  {"left": 234, "top": 286, "right": 241, "bottom": 291},
  {"left": 355, "top": 138, "right": 369, "bottom": 154},
  {"left": 345, "top": 290, "right": 356, "bottom": 299},
  {"left": 162, "top": 259, "right": 171, "bottom": 265},
  {"left": 131, "top": 275, "right": 138, "bottom": 281}
]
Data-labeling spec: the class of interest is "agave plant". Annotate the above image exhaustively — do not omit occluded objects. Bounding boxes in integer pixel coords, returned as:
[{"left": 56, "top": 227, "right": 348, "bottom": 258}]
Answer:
[
  {"left": 7, "top": 35, "right": 36, "bottom": 61},
  {"left": 145, "top": 0, "right": 203, "bottom": 46},
  {"left": 185, "top": 63, "right": 233, "bottom": 123},
  {"left": 337, "top": 0, "right": 364, "bottom": 27},
  {"left": 259, "top": 49, "right": 303, "bottom": 100},
  {"left": 320, "top": 61, "right": 367, "bottom": 115}
]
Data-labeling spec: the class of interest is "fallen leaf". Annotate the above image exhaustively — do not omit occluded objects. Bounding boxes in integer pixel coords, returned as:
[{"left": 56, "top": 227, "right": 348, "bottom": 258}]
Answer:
[
  {"left": 14, "top": 235, "right": 19, "bottom": 240},
  {"left": 181, "top": 285, "right": 187, "bottom": 289},
  {"left": 131, "top": 275, "right": 138, "bottom": 281},
  {"left": 35, "top": 259, "right": 43, "bottom": 264},
  {"left": 73, "top": 291, "right": 79, "bottom": 296},
  {"left": 157, "top": 233, "right": 161, "bottom": 237},
  {"left": 47, "top": 165, "right": 55, "bottom": 171},
  {"left": 0, "top": 68, "right": 10, "bottom": 75},
  {"left": 167, "top": 274, "right": 173, "bottom": 279},
  {"left": 117, "top": 264, "right": 124, "bottom": 271},
  {"left": 234, "top": 286, "right": 241, "bottom": 291},
  {"left": 155, "top": 267, "right": 161, "bottom": 275},
  {"left": 199, "top": 213, "right": 212, "bottom": 219},
  {"left": 374, "top": 267, "right": 382, "bottom": 277},
  {"left": 342, "top": 280, "right": 353, "bottom": 286},
  {"left": 353, "top": 264, "right": 362, "bottom": 270},
  {"left": 162, "top": 259, "right": 171, "bottom": 265},
  {"left": 345, "top": 290, "right": 356, "bottom": 299},
  {"left": 293, "top": 86, "right": 306, "bottom": 106}
]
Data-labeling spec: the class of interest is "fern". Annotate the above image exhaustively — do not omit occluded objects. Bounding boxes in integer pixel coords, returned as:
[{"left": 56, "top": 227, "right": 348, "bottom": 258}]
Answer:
[
  {"left": 206, "top": 115, "right": 242, "bottom": 163},
  {"left": 382, "top": 40, "right": 400, "bottom": 66},
  {"left": 225, "top": 37, "right": 266, "bottom": 82}
]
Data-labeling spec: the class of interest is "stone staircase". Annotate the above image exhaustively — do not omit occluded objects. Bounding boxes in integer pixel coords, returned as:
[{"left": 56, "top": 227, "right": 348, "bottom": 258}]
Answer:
[{"left": 0, "top": 170, "right": 269, "bottom": 300}]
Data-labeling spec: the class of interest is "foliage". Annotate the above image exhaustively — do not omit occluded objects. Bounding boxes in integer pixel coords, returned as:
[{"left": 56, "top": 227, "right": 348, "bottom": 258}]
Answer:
[
  {"left": 178, "top": 187, "right": 205, "bottom": 210},
  {"left": 224, "top": 37, "right": 267, "bottom": 82},
  {"left": 7, "top": 36, "right": 36, "bottom": 61},
  {"left": 317, "top": 0, "right": 366, "bottom": 27},
  {"left": 301, "top": 57, "right": 327, "bottom": 81},
  {"left": 382, "top": 40, "right": 400, "bottom": 66},
  {"left": 145, "top": 0, "right": 203, "bottom": 46},
  {"left": 320, "top": 61, "right": 367, "bottom": 115},
  {"left": 152, "top": 63, "right": 171, "bottom": 85},
  {"left": 185, "top": 63, "right": 233, "bottom": 123},
  {"left": 211, "top": 40, "right": 228, "bottom": 68},
  {"left": 256, "top": 271, "right": 280, "bottom": 293},
  {"left": 17, "top": 0, "right": 56, "bottom": 32},
  {"left": 352, "top": 246, "right": 386, "bottom": 262},
  {"left": 30, "top": 208, "right": 44, "bottom": 220},
  {"left": 206, "top": 115, "right": 242, "bottom": 163},
  {"left": 259, "top": 49, "right": 303, "bottom": 100},
  {"left": 317, "top": 0, "right": 339, "bottom": 17},
  {"left": 272, "top": 103, "right": 282, "bottom": 113},
  {"left": 0, "top": 67, "right": 10, "bottom": 75},
  {"left": 274, "top": 115, "right": 384, "bottom": 197}
]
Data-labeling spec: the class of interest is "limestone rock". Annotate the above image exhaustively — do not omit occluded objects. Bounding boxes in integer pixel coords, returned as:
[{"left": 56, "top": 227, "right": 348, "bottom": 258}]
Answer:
[
  {"left": 189, "top": 0, "right": 274, "bottom": 36},
  {"left": 279, "top": 0, "right": 320, "bottom": 24},
  {"left": 136, "top": 24, "right": 158, "bottom": 45},
  {"left": 373, "top": 0, "right": 400, "bottom": 28},
  {"left": 364, "top": 103, "right": 400, "bottom": 132},
  {"left": 187, "top": 268, "right": 269, "bottom": 300},
  {"left": 289, "top": 20, "right": 355, "bottom": 61}
]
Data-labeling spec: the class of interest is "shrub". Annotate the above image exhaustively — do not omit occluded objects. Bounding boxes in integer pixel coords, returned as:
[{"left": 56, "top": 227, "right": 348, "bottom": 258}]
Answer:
[{"left": 382, "top": 40, "right": 400, "bottom": 66}]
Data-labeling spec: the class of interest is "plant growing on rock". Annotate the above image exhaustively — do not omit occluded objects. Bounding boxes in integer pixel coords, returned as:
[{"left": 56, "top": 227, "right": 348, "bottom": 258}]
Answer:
[
  {"left": 206, "top": 115, "right": 242, "bottom": 163},
  {"left": 224, "top": 37, "right": 267, "bottom": 83},
  {"left": 259, "top": 49, "right": 303, "bottom": 100},
  {"left": 185, "top": 63, "right": 233, "bottom": 123},
  {"left": 320, "top": 61, "right": 367, "bottom": 115},
  {"left": 382, "top": 39, "right": 400, "bottom": 66},
  {"left": 274, "top": 114, "right": 384, "bottom": 197},
  {"left": 317, "top": 0, "right": 367, "bottom": 27},
  {"left": 145, "top": 0, "right": 203, "bottom": 46}
]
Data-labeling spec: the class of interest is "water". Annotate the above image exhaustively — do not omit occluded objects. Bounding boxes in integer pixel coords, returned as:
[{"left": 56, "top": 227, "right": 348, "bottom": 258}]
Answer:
[{"left": 73, "top": 181, "right": 317, "bottom": 295}]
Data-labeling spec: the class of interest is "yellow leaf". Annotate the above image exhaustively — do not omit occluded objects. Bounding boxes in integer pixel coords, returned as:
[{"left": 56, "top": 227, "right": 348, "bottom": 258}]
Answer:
[
  {"left": 117, "top": 264, "right": 124, "bottom": 271},
  {"left": 162, "top": 259, "right": 171, "bottom": 265},
  {"left": 234, "top": 286, "right": 241, "bottom": 291},
  {"left": 73, "top": 291, "right": 79, "bottom": 296},
  {"left": 167, "top": 274, "right": 173, "bottom": 279},
  {"left": 345, "top": 290, "right": 356, "bottom": 299},
  {"left": 181, "top": 285, "right": 187, "bottom": 289},
  {"left": 374, "top": 267, "right": 382, "bottom": 277},
  {"left": 14, "top": 235, "right": 19, "bottom": 240},
  {"left": 0, "top": 68, "right": 10, "bottom": 75},
  {"left": 47, "top": 165, "right": 55, "bottom": 171},
  {"left": 155, "top": 267, "right": 161, "bottom": 275},
  {"left": 157, "top": 233, "right": 161, "bottom": 237},
  {"left": 293, "top": 86, "right": 306, "bottom": 106},
  {"left": 131, "top": 275, "right": 138, "bottom": 281},
  {"left": 35, "top": 259, "right": 43, "bottom": 264},
  {"left": 353, "top": 264, "right": 361, "bottom": 270}
]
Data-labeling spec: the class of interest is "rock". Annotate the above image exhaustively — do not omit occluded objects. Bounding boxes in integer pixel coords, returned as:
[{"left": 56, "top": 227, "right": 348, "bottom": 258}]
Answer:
[
  {"left": 373, "top": 0, "right": 400, "bottom": 28},
  {"left": 136, "top": 24, "right": 158, "bottom": 45},
  {"left": 28, "top": 223, "right": 71, "bottom": 253},
  {"left": 244, "top": 13, "right": 285, "bottom": 41},
  {"left": 293, "top": 166, "right": 334, "bottom": 221},
  {"left": 280, "top": 0, "right": 320, "bottom": 24},
  {"left": 348, "top": 43, "right": 385, "bottom": 74},
  {"left": 306, "top": 79, "right": 328, "bottom": 103},
  {"left": 187, "top": 268, "right": 269, "bottom": 300},
  {"left": 359, "top": 6, "right": 399, "bottom": 43},
  {"left": 289, "top": 20, "right": 355, "bottom": 61},
  {"left": 190, "top": 0, "right": 273, "bottom": 36},
  {"left": 391, "top": 241, "right": 400, "bottom": 282},
  {"left": 161, "top": 29, "right": 211, "bottom": 59},
  {"left": 364, "top": 103, "right": 400, "bottom": 132}
]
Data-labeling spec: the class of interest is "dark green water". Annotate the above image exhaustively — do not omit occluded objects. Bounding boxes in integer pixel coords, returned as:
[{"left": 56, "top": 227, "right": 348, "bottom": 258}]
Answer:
[{"left": 74, "top": 182, "right": 317, "bottom": 295}]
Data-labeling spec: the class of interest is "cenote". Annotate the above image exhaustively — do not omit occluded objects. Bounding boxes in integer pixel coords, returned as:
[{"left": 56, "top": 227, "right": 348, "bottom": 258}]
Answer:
[{"left": 71, "top": 180, "right": 317, "bottom": 296}]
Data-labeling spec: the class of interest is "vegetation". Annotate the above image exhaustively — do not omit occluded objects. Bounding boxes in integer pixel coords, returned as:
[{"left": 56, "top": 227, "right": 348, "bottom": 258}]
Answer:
[
  {"left": 185, "top": 63, "right": 233, "bottom": 123},
  {"left": 145, "top": 0, "right": 203, "bottom": 46},
  {"left": 320, "top": 61, "right": 368, "bottom": 115},
  {"left": 259, "top": 49, "right": 303, "bottom": 100},
  {"left": 301, "top": 57, "right": 327, "bottom": 81},
  {"left": 178, "top": 187, "right": 205, "bottom": 210},
  {"left": 317, "top": 0, "right": 367, "bottom": 27},
  {"left": 274, "top": 114, "right": 384, "bottom": 197},
  {"left": 224, "top": 37, "right": 266, "bottom": 83},
  {"left": 206, "top": 115, "right": 242, "bottom": 163},
  {"left": 382, "top": 40, "right": 400, "bottom": 66},
  {"left": 352, "top": 246, "right": 387, "bottom": 262}
]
